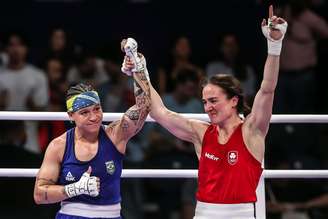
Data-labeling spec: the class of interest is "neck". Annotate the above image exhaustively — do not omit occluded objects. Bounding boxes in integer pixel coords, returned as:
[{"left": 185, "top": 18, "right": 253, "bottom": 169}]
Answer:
[
  {"left": 75, "top": 127, "right": 99, "bottom": 143},
  {"left": 217, "top": 114, "right": 242, "bottom": 134},
  {"left": 8, "top": 61, "right": 25, "bottom": 70}
]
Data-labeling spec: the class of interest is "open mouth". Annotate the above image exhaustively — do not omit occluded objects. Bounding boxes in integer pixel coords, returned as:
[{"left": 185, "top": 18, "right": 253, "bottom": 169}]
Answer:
[{"left": 209, "top": 112, "right": 217, "bottom": 117}]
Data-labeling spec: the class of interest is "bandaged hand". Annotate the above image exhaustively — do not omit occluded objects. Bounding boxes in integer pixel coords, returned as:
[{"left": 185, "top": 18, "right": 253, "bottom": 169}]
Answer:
[
  {"left": 121, "top": 38, "right": 150, "bottom": 80},
  {"left": 64, "top": 166, "right": 100, "bottom": 198},
  {"left": 121, "top": 38, "right": 143, "bottom": 74},
  {"left": 261, "top": 5, "right": 288, "bottom": 56}
]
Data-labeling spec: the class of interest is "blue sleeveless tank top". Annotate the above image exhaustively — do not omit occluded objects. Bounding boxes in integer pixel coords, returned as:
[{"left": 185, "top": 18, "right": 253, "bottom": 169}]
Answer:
[{"left": 58, "top": 126, "right": 124, "bottom": 205}]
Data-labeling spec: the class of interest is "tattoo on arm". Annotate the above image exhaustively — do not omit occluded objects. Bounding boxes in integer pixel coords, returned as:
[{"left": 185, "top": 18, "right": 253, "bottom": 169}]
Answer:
[
  {"left": 122, "top": 120, "right": 129, "bottom": 132},
  {"left": 44, "top": 185, "right": 49, "bottom": 202},
  {"left": 135, "top": 71, "right": 148, "bottom": 82},
  {"left": 120, "top": 59, "right": 150, "bottom": 137},
  {"left": 133, "top": 76, "right": 150, "bottom": 114},
  {"left": 36, "top": 177, "right": 56, "bottom": 185},
  {"left": 107, "top": 120, "right": 119, "bottom": 134},
  {"left": 126, "top": 108, "right": 140, "bottom": 121},
  {"left": 134, "top": 81, "right": 143, "bottom": 96},
  {"left": 61, "top": 187, "right": 67, "bottom": 196}
]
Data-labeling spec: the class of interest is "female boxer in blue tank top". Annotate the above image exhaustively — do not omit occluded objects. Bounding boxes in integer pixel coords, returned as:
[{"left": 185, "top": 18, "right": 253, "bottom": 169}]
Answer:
[{"left": 34, "top": 38, "right": 150, "bottom": 219}]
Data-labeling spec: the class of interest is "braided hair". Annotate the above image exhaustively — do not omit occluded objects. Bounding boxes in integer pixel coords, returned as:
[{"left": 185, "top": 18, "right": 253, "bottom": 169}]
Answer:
[{"left": 66, "top": 83, "right": 95, "bottom": 101}]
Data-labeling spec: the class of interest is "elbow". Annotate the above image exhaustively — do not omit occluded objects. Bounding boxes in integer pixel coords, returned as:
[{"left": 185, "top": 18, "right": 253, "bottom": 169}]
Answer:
[
  {"left": 34, "top": 193, "right": 42, "bottom": 205},
  {"left": 260, "top": 83, "right": 276, "bottom": 94},
  {"left": 33, "top": 188, "right": 45, "bottom": 205},
  {"left": 150, "top": 106, "right": 166, "bottom": 121}
]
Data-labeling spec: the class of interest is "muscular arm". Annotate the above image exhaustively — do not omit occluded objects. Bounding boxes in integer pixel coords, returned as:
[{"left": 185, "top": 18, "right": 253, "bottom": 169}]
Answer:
[
  {"left": 149, "top": 83, "right": 208, "bottom": 156},
  {"left": 108, "top": 64, "right": 151, "bottom": 154},
  {"left": 247, "top": 55, "right": 279, "bottom": 136},
  {"left": 34, "top": 138, "right": 67, "bottom": 204},
  {"left": 247, "top": 7, "right": 286, "bottom": 137}
]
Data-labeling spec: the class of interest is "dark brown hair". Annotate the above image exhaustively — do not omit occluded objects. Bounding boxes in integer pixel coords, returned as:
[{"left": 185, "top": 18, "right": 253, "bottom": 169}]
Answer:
[
  {"left": 201, "top": 74, "right": 251, "bottom": 117},
  {"left": 66, "top": 83, "right": 95, "bottom": 101}
]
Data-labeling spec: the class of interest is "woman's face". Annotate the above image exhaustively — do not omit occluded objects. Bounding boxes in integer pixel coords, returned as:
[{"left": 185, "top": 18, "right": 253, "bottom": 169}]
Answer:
[
  {"left": 202, "top": 84, "right": 238, "bottom": 124},
  {"left": 69, "top": 104, "right": 103, "bottom": 133}
]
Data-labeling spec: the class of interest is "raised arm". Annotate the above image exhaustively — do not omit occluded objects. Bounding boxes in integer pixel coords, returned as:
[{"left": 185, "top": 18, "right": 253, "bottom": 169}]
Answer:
[
  {"left": 247, "top": 5, "right": 288, "bottom": 136},
  {"left": 120, "top": 40, "right": 208, "bottom": 157},
  {"left": 107, "top": 39, "right": 151, "bottom": 154},
  {"left": 149, "top": 83, "right": 206, "bottom": 145}
]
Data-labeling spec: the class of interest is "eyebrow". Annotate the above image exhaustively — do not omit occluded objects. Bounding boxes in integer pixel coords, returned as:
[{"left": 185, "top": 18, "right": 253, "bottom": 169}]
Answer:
[{"left": 203, "top": 97, "right": 218, "bottom": 101}]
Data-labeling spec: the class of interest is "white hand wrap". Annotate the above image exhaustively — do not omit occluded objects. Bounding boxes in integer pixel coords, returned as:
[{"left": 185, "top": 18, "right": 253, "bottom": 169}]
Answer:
[
  {"left": 64, "top": 171, "right": 99, "bottom": 198},
  {"left": 121, "top": 38, "right": 150, "bottom": 81},
  {"left": 123, "top": 38, "right": 143, "bottom": 73},
  {"left": 121, "top": 58, "right": 133, "bottom": 76},
  {"left": 261, "top": 19, "right": 288, "bottom": 56}
]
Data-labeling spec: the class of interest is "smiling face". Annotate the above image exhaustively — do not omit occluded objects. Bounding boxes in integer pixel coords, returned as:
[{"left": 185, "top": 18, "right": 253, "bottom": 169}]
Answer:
[
  {"left": 202, "top": 84, "right": 239, "bottom": 125},
  {"left": 69, "top": 104, "right": 103, "bottom": 133}
]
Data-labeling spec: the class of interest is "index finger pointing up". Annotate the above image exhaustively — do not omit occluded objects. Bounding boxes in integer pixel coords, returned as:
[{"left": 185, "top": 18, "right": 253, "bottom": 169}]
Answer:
[{"left": 269, "top": 5, "right": 273, "bottom": 18}]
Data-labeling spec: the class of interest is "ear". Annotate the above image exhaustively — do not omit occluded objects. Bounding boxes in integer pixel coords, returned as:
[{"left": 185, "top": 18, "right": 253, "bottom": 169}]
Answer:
[
  {"left": 231, "top": 96, "right": 239, "bottom": 108},
  {"left": 67, "top": 112, "right": 74, "bottom": 122}
]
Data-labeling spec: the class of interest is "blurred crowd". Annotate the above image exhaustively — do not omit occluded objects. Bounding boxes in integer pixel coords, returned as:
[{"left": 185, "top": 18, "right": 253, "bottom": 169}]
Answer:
[{"left": 0, "top": 0, "right": 328, "bottom": 218}]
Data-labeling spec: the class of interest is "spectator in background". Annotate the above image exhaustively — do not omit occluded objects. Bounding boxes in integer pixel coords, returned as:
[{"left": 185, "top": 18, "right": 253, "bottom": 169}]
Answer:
[
  {"left": 268, "top": 191, "right": 328, "bottom": 219},
  {"left": 267, "top": 0, "right": 328, "bottom": 170},
  {"left": 39, "top": 28, "right": 75, "bottom": 72},
  {"left": 0, "top": 31, "right": 48, "bottom": 154},
  {"left": 275, "top": 0, "right": 328, "bottom": 114},
  {"left": 39, "top": 57, "right": 68, "bottom": 152},
  {"left": 206, "top": 33, "right": 256, "bottom": 105},
  {"left": 157, "top": 35, "right": 204, "bottom": 94},
  {"left": 0, "top": 37, "right": 8, "bottom": 67},
  {"left": 67, "top": 48, "right": 108, "bottom": 87},
  {"left": 0, "top": 120, "right": 51, "bottom": 219},
  {"left": 145, "top": 68, "right": 202, "bottom": 219},
  {"left": 97, "top": 43, "right": 134, "bottom": 112},
  {"left": 266, "top": 156, "right": 324, "bottom": 219},
  {"left": 46, "top": 57, "right": 68, "bottom": 112}
]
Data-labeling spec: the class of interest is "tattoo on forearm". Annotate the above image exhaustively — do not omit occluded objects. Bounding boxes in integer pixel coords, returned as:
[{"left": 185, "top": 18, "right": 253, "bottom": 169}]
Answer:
[
  {"left": 120, "top": 59, "right": 151, "bottom": 136},
  {"left": 126, "top": 109, "right": 140, "bottom": 121},
  {"left": 134, "top": 82, "right": 143, "bottom": 96},
  {"left": 136, "top": 95, "right": 147, "bottom": 108},
  {"left": 62, "top": 187, "right": 67, "bottom": 196},
  {"left": 37, "top": 177, "right": 56, "bottom": 185},
  {"left": 122, "top": 120, "right": 129, "bottom": 132},
  {"left": 135, "top": 71, "right": 148, "bottom": 81},
  {"left": 44, "top": 185, "right": 49, "bottom": 202},
  {"left": 107, "top": 120, "right": 119, "bottom": 134}
]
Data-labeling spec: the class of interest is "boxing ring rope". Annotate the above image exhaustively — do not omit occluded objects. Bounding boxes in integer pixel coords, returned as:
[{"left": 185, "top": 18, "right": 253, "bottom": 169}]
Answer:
[
  {"left": 1, "top": 111, "right": 328, "bottom": 123},
  {"left": 1, "top": 169, "right": 328, "bottom": 178},
  {"left": 1, "top": 111, "right": 328, "bottom": 218}
]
